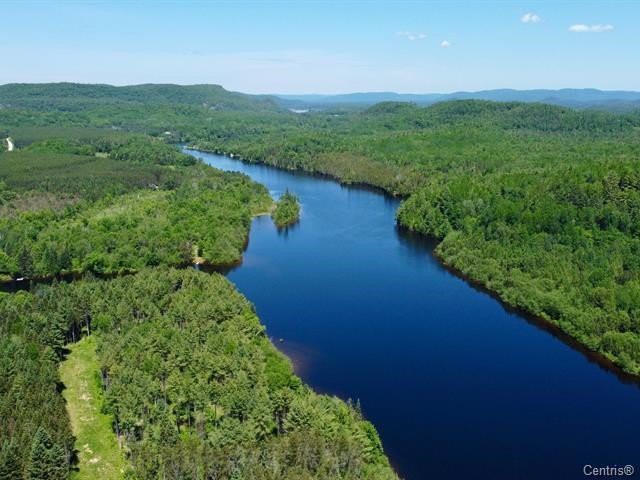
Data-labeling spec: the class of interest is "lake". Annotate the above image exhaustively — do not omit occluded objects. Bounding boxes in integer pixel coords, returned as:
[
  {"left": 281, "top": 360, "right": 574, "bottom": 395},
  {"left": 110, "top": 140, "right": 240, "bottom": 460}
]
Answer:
[{"left": 188, "top": 149, "right": 640, "bottom": 480}]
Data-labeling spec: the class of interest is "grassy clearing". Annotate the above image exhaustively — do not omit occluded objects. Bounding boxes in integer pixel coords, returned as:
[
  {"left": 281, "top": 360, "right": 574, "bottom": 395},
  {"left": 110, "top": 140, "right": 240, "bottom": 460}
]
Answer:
[{"left": 59, "top": 336, "right": 128, "bottom": 480}]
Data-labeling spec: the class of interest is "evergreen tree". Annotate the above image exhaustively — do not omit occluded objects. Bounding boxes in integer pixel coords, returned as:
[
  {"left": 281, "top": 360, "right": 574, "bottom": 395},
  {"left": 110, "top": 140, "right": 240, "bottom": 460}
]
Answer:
[
  {"left": 26, "top": 428, "right": 53, "bottom": 480},
  {"left": 47, "top": 442, "right": 68, "bottom": 480},
  {"left": 18, "top": 245, "right": 33, "bottom": 278},
  {"left": 25, "top": 428, "right": 67, "bottom": 480},
  {"left": 0, "top": 441, "right": 21, "bottom": 480}
]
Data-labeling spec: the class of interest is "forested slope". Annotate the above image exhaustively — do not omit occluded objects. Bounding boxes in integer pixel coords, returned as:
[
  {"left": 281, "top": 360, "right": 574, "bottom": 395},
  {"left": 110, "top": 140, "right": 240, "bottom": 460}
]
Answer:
[{"left": 0, "top": 83, "right": 280, "bottom": 112}]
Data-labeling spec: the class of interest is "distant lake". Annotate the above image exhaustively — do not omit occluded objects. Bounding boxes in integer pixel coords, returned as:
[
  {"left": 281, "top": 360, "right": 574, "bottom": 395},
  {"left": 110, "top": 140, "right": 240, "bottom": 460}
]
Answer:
[{"left": 189, "top": 149, "right": 640, "bottom": 480}]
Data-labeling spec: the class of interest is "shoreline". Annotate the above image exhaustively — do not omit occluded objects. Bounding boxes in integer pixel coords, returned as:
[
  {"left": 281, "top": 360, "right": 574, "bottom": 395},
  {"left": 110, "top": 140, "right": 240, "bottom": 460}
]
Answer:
[
  {"left": 187, "top": 146, "right": 640, "bottom": 384},
  {"left": 0, "top": 206, "right": 272, "bottom": 291},
  {"left": 428, "top": 238, "right": 640, "bottom": 387},
  {"left": 185, "top": 145, "right": 405, "bottom": 199}
]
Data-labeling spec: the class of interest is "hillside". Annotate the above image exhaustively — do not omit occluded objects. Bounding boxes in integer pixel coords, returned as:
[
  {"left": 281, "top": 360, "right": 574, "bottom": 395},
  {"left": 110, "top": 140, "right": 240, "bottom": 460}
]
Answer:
[
  {"left": 277, "top": 88, "right": 640, "bottom": 111},
  {"left": 0, "top": 83, "right": 281, "bottom": 112}
]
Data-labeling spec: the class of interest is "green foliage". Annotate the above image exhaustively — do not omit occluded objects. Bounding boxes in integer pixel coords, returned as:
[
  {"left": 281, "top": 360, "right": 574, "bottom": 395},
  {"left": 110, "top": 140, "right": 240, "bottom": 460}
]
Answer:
[
  {"left": 184, "top": 98, "right": 640, "bottom": 375},
  {"left": 0, "top": 86, "right": 397, "bottom": 478},
  {"left": 26, "top": 428, "right": 67, "bottom": 480},
  {"left": 0, "top": 135, "right": 271, "bottom": 279},
  {"left": 5, "top": 82, "right": 639, "bottom": 477},
  {"left": 110, "top": 137, "right": 197, "bottom": 166},
  {"left": 0, "top": 293, "right": 74, "bottom": 478},
  {"left": 0, "top": 83, "right": 281, "bottom": 113},
  {"left": 395, "top": 155, "right": 640, "bottom": 374},
  {"left": 271, "top": 191, "right": 300, "bottom": 228},
  {"left": 1, "top": 269, "right": 397, "bottom": 480},
  {"left": 0, "top": 150, "right": 181, "bottom": 203},
  {"left": 0, "top": 441, "right": 21, "bottom": 480}
]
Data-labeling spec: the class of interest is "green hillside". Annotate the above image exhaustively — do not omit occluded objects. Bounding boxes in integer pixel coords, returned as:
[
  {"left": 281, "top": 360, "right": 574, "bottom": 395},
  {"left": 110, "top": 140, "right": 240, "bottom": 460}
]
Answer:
[{"left": 0, "top": 83, "right": 280, "bottom": 112}]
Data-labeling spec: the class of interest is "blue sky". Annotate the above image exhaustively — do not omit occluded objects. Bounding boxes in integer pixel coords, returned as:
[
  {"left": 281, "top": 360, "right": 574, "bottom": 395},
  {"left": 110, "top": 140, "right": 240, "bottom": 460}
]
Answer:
[{"left": 1, "top": 1, "right": 638, "bottom": 94}]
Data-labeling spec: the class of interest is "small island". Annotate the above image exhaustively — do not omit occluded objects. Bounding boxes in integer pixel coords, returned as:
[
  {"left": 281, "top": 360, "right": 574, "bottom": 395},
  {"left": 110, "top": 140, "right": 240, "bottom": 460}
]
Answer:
[{"left": 271, "top": 190, "right": 300, "bottom": 228}]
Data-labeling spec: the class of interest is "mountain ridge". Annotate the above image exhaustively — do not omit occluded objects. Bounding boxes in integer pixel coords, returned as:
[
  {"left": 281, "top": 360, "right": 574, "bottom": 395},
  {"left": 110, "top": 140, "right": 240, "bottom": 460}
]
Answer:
[{"left": 277, "top": 88, "right": 640, "bottom": 111}]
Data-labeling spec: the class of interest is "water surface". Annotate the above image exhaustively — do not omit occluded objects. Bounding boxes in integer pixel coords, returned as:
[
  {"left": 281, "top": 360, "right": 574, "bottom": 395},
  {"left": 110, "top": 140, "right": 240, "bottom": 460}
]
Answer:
[{"left": 189, "top": 149, "right": 640, "bottom": 480}]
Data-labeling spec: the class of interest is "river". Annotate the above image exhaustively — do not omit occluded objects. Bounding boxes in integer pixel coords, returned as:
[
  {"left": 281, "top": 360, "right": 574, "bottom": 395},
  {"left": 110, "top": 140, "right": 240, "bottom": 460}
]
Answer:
[{"left": 188, "top": 149, "right": 640, "bottom": 480}]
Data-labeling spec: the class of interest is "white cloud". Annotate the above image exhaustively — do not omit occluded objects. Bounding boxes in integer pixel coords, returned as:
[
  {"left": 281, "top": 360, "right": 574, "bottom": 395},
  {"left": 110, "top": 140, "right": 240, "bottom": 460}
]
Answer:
[
  {"left": 569, "top": 23, "right": 614, "bottom": 33},
  {"left": 397, "top": 31, "right": 427, "bottom": 41},
  {"left": 521, "top": 13, "right": 541, "bottom": 24},
  {"left": 440, "top": 40, "right": 452, "bottom": 48}
]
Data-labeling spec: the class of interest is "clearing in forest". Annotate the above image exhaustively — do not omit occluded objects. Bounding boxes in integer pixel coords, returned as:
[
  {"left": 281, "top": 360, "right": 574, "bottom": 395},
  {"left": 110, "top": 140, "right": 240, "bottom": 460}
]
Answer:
[{"left": 59, "top": 336, "right": 128, "bottom": 480}]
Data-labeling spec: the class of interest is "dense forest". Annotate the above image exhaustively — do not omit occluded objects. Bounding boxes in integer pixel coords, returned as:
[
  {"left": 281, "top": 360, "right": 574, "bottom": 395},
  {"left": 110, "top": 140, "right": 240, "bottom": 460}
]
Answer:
[
  {"left": 0, "top": 83, "right": 280, "bottom": 112},
  {"left": 3, "top": 88, "right": 640, "bottom": 376},
  {"left": 0, "top": 100, "right": 396, "bottom": 479},
  {"left": 2, "top": 81, "right": 640, "bottom": 477},
  {"left": 0, "top": 135, "right": 271, "bottom": 280},
  {"left": 191, "top": 100, "right": 640, "bottom": 376},
  {"left": 0, "top": 269, "right": 396, "bottom": 479}
]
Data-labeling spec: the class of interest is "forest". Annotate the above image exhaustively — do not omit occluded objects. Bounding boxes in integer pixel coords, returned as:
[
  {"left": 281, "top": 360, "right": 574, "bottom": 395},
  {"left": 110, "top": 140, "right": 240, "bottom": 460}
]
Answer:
[
  {"left": 3, "top": 87, "right": 640, "bottom": 376},
  {"left": 0, "top": 268, "right": 396, "bottom": 479},
  {"left": 191, "top": 100, "right": 640, "bottom": 376},
  {"left": 2, "top": 81, "right": 640, "bottom": 477},
  {"left": 0, "top": 135, "right": 271, "bottom": 280},
  {"left": 0, "top": 110, "right": 396, "bottom": 479}
]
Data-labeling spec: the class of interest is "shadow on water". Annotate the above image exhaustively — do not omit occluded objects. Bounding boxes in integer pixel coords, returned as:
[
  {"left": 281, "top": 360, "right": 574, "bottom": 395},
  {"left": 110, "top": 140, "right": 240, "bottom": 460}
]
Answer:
[
  {"left": 395, "top": 224, "right": 640, "bottom": 388},
  {"left": 275, "top": 220, "right": 301, "bottom": 237},
  {"left": 0, "top": 271, "right": 133, "bottom": 294}
]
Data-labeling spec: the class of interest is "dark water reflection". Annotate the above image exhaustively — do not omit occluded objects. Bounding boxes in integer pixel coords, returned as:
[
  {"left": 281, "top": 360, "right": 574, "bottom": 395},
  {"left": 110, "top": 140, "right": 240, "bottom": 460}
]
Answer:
[{"left": 193, "top": 149, "right": 640, "bottom": 480}]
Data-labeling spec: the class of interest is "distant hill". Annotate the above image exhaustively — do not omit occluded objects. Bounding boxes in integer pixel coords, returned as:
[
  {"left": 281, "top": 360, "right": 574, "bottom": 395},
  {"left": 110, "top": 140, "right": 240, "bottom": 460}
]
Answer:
[
  {"left": 277, "top": 88, "right": 640, "bottom": 112},
  {"left": 2, "top": 84, "right": 638, "bottom": 114},
  {"left": 0, "top": 83, "right": 281, "bottom": 112}
]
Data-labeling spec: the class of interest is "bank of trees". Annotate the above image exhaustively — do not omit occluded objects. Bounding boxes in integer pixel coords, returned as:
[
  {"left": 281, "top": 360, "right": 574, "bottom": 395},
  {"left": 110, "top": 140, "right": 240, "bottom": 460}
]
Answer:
[
  {"left": 190, "top": 100, "right": 640, "bottom": 375},
  {"left": 397, "top": 160, "right": 640, "bottom": 373},
  {"left": 0, "top": 289, "right": 75, "bottom": 478},
  {"left": 0, "top": 269, "right": 397, "bottom": 479}
]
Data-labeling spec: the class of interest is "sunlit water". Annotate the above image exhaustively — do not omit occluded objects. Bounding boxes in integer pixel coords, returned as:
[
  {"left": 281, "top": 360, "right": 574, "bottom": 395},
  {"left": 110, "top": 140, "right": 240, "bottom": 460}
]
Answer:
[{"left": 189, "top": 149, "right": 640, "bottom": 480}]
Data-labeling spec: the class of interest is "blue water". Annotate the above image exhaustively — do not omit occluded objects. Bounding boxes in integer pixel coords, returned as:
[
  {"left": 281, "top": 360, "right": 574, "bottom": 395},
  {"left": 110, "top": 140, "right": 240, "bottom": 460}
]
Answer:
[{"left": 188, "top": 149, "right": 640, "bottom": 480}]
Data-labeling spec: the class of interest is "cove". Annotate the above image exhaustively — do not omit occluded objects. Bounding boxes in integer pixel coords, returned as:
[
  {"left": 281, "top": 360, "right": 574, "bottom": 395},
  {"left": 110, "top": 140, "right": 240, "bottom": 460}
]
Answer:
[{"left": 187, "top": 149, "right": 640, "bottom": 480}]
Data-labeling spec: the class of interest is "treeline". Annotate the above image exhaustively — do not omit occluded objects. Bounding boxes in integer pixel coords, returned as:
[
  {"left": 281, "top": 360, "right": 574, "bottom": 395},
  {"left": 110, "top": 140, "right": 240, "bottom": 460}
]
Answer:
[
  {"left": 23, "top": 135, "right": 197, "bottom": 166},
  {"left": 0, "top": 287, "right": 75, "bottom": 479},
  {"left": 0, "top": 269, "right": 397, "bottom": 479}
]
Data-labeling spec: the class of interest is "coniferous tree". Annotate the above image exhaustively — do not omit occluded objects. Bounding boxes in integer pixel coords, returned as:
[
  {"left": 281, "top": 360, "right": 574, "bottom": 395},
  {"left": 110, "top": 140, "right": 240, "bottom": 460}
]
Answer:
[
  {"left": 26, "top": 428, "right": 53, "bottom": 480},
  {"left": 18, "top": 246, "right": 33, "bottom": 278},
  {"left": 0, "top": 441, "right": 21, "bottom": 480},
  {"left": 25, "top": 428, "right": 67, "bottom": 480}
]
